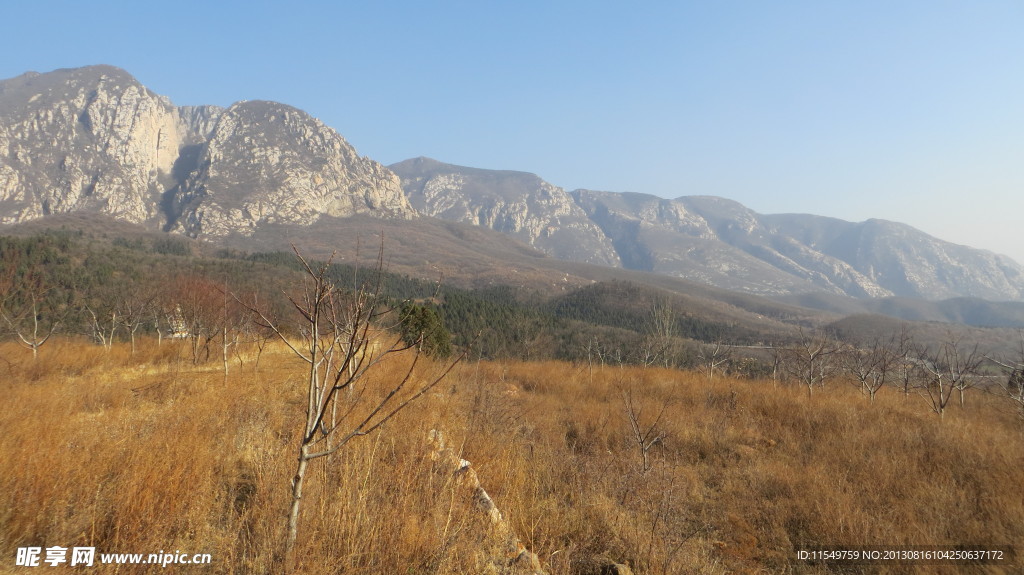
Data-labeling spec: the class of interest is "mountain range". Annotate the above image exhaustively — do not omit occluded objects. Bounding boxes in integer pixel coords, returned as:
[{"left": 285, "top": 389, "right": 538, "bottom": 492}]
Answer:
[{"left": 2, "top": 65, "right": 1022, "bottom": 304}]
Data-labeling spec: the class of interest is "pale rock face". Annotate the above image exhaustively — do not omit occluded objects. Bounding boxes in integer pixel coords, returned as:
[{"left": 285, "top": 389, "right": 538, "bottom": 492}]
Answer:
[
  {"left": 172, "top": 101, "right": 414, "bottom": 237},
  {"left": 0, "top": 66, "right": 412, "bottom": 237},
  {"left": 0, "top": 66, "right": 179, "bottom": 223},
  {"left": 391, "top": 157, "right": 620, "bottom": 266}
]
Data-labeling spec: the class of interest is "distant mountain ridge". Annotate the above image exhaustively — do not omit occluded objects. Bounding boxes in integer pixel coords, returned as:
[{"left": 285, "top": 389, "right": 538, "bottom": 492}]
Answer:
[
  {"left": 1, "top": 65, "right": 1022, "bottom": 303},
  {"left": 391, "top": 159, "right": 1024, "bottom": 301}
]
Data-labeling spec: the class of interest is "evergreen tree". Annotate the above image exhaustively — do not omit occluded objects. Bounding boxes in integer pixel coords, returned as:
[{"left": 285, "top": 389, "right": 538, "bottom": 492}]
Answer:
[{"left": 400, "top": 302, "right": 452, "bottom": 358}]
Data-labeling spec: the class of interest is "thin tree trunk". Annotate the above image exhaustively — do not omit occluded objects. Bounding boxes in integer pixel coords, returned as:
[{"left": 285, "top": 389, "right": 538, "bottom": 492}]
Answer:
[
  {"left": 285, "top": 446, "right": 310, "bottom": 572},
  {"left": 222, "top": 326, "right": 229, "bottom": 378}
]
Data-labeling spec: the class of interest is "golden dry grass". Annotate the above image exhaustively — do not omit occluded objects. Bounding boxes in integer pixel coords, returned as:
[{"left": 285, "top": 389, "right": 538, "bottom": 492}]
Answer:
[{"left": 0, "top": 339, "right": 1021, "bottom": 574}]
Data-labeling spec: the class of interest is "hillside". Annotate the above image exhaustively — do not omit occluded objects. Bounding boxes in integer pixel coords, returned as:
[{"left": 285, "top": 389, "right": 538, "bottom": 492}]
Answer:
[
  {"left": 0, "top": 223, "right": 815, "bottom": 362},
  {"left": 391, "top": 157, "right": 1024, "bottom": 301},
  {"left": 781, "top": 291, "right": 1024, "bottom": 328},
  {"left": 1, "top": 339, "right": 1021, "bottom": 574}
]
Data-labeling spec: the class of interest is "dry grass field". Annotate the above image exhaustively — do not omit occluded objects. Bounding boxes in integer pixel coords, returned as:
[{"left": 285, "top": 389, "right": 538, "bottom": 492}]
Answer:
[{"left": 1, "top": 338, "right": 1021, "bottom": 574}]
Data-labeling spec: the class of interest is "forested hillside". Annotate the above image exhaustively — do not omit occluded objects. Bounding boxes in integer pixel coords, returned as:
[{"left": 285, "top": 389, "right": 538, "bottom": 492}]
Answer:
[{"left": 0, "top": 229, "right": 759, "bottom": 367}]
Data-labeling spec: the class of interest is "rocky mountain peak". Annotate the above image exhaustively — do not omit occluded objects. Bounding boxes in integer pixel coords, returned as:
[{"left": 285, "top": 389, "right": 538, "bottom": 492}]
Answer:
[
  {"left": 171, "top": 100, "right": 414, "bottom": 236},
  {"left": 0, "top": 65, "right": 413, "bottom": 237},
  {"left": 0, "top": 65, "right": 188, "bottom": 224}
]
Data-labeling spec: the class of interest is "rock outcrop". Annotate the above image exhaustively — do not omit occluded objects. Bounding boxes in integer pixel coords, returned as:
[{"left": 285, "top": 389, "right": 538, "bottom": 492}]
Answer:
[
  {"left": 0, "top": 66, "right": 217, "bottom": 225},
  {"left": 391, "top": 157, "right": 619, "bottom": 267},
  {"left": 428, "top": 429, "right": 546, "bottom": 575},
  {"left": 171, "top": 100, "right": 414, "bottom": 237}
]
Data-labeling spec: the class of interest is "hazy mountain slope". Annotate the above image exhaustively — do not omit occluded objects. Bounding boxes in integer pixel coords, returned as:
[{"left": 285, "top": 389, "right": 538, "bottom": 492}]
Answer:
[
  {"left": 390, "top": 157, "right": 619, "bottom": 266},
  {"left": 388, "top": 155, "right": 1024, "bottom": 301},
  {"left": 574, "top": 191, "right": 1024, "bottom": 301},
  {"left": 778, "top": 291, "right": 1024, "bottom": 328},
  {"left": 760, "top": 215, "right": 1024, "bottom": 301},
  {"left": 572, "top": 190, "right": 831, "bottom": 296}
]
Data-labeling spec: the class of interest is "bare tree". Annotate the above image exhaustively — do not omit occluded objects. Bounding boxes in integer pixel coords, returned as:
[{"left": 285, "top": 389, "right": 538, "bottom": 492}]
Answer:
[
  {"left": 583, "top": 336, "right": 610, "bottom": 382},
  {"left": 768, "top": 343, "right": 783, "bottom": 387},
  {"left": 81, "top": 279, "right": 124, "bottom": 351},
  {"left": 230, "top": 290, "right": 276, "bottom": 376},
  {"left": 842, "top": 338, "right": 896, "bottom": 402},
  {"left": 698, "top": 340, "right": 732, "bottom": 383},
  {"left": 646, "top": 296, "right": 679, "bottom": 368},
  {"left": 236, "top": 244, "right": 465, "bottom": 572},
  {"left": 947, "top": 338, "right": 983, "bottom": 409},
  {"left": 215, "top": 280, "right": 251, "bottom": 379},
  {"left": 779, "top": 330, "right": 840, "bottom": 398},
  {"left": 916, "top": 337, "right": 981, "bottom": 419},
  {"left": 116, "top": 284, "right": 156, "bottom": 355},
  {"left": 83, "top": 303, "right": 118, "bottom": 350},
  {"left": 985, "top": 330, "right": 1024, "bottom": 420},
  {"left": 916, "top": 344, "right": 954, "bottom": 419},
  {"left": 168, "top": 275, "right": 224, "bottom": 364},
  {"left": 620, "top": 386, "right": 668, "bottom": 475},
  {"left": 890, "top": 325, "right": 918, "bottom": 398},
  {"left": 0, "top": 260, "right": 63, "bottom": 360}
]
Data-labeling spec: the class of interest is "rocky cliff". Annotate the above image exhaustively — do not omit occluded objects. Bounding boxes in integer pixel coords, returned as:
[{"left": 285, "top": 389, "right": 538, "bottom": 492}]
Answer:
[
  {"left": 0, "top": 65, "right": 412, "bottom": 237},
  {"left": 0, "top": 66, "right": 210, "bottom": 225},
  {"left": 171, "top": 100, "right": 413, "bottom": 236},
  {"left": 390, "top": 157, "right": 618, "bottom": 266}
]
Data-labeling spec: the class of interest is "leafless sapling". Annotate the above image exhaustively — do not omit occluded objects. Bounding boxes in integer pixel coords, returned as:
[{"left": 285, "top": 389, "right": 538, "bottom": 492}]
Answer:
[
  {"left": 621, "top": 386, "right": 668, "bottom": 475},
  {"left": 0, "top": 260, "right": 63, "bottom": 360},
  {"left": 237, "top": 244, "right": 465, "bottom": 572},
  {"left": 698, "top": 340, "right": 733, "bottom": 384},
  {"left": 841, "top": 337, "right": 896, "bottom": 402},
  {"left": 646, "top": 296, "right": 679, "bottom": 368},
  {"left": 890, "top": 325, "right": 918, "bottom": 398},
  {"left": 81, "top": 278, "right": 126, "bottom": 351}
]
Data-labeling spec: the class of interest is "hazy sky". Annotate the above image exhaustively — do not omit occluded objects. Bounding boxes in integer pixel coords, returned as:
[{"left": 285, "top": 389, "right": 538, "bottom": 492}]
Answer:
[{"left": 3, "top": 1, "right": 1023, "bottom": 262}]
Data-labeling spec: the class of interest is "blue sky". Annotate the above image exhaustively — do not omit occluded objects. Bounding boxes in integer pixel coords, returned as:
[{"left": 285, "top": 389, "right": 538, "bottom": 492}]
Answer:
[{"left": 3, "top": 1, "right": 1023, "bottom": 262}]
